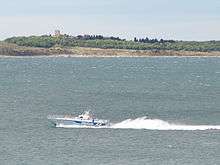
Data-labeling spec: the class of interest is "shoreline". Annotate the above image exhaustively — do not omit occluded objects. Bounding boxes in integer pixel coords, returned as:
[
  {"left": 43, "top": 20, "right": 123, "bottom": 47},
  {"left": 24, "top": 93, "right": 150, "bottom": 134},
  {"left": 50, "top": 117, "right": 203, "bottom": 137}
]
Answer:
[
  {"left": 1, "top": 54, "right": 220, "bottom": 58},
  {"left": 0, "top": 42, "right": 220, "bottom": 57}
]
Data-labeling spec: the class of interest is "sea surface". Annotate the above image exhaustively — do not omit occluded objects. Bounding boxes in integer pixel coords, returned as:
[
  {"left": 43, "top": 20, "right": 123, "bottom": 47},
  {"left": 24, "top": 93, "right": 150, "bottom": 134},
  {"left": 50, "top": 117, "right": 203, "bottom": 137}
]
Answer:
[{"left": 0, "top": 57, "right": 220, "bottom": 165}]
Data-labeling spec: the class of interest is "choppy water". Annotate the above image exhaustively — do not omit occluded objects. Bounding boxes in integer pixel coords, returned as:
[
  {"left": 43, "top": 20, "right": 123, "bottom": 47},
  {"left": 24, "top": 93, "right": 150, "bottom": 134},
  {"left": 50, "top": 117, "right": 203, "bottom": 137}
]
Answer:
[{"left": 0, "top": 57, "right": 220, "bottom": 165}]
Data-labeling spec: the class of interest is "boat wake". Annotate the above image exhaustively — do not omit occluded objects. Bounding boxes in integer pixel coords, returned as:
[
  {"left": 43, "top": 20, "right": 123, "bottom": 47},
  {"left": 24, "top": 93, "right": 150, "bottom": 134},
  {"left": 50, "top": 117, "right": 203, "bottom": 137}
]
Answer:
[
  {"left": 55, "top": 116, "right": 220, "bottom": 131},
  {"left": 111, "top": 117, "right": 220, "bottom": 130}
]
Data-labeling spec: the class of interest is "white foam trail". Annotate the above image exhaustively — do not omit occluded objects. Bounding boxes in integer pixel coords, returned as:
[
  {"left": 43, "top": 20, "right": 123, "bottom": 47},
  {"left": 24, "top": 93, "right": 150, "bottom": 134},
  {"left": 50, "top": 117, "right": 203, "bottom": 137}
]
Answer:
[
  {"left": 55, "top": 116, "right": 220, "bottom": 131},
  {"left": 111, "top": 117, "right": 220, "bottom": 130}
]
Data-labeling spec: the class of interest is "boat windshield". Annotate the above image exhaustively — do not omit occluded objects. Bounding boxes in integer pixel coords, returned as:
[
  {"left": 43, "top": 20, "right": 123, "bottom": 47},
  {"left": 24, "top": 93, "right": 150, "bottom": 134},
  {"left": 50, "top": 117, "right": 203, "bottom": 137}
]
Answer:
[{"left": 78, "top": 111, "right": 94, "bottom": 120}]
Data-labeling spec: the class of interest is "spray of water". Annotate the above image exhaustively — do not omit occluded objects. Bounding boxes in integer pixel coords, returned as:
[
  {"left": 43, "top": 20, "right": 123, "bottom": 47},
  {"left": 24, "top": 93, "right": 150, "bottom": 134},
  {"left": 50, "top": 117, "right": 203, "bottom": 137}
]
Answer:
[
  {"left": 55, "top": 116, "right": 220, "bottom": 131},
  {"left": 110, "top": 116, "right": 220, "bottom": 130}
]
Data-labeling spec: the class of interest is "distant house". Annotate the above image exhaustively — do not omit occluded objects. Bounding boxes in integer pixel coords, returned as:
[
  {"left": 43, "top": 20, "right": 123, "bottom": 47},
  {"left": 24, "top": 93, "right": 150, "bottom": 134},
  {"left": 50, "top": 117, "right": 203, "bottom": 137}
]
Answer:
[{"left": 54, "top": 30, "right": 61, "bottom": 37}]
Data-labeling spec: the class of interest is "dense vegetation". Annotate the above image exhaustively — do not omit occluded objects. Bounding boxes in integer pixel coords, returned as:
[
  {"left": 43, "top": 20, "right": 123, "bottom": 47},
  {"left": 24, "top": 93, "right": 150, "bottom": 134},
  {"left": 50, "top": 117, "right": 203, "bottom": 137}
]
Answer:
[
  {"left": 134, "top": 37, "right": 175, "bottom": 43},
  {"left": 4, "top": 35, "right": 220, "bottom": 52}
]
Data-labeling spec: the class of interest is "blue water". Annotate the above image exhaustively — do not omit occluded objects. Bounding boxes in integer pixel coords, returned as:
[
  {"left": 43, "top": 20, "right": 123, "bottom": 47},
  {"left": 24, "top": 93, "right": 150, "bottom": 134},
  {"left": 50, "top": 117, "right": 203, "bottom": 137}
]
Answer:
[{"left": 0, "top": 57, "right": 220, "bottom": 164}]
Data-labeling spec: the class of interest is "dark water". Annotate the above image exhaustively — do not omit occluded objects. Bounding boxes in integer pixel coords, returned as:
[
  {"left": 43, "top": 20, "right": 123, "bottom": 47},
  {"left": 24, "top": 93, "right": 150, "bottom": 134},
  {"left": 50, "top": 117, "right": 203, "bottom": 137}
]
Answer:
[{"left": 0, "top": 57, "right": 220, "bottom": 165}]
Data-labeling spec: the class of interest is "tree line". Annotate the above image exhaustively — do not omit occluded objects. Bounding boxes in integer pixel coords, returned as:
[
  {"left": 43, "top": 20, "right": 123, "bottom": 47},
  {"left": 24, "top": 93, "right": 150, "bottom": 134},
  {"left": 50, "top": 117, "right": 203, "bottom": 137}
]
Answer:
[
  {"left": 4, "top": 34, "right": 220, "bottom": 52},
  {"left": 76, "top": 35, "right": 125, "bottom": 41},
  {"left": 134, "top": 37, "right": 175, "bottom": 43}
]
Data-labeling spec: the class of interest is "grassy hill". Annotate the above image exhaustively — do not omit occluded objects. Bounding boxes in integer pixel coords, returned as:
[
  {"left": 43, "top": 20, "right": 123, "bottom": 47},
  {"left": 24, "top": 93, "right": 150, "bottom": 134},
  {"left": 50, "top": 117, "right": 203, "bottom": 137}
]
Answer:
[
  {"left": 0, "top": 34, "right": 220, "bottom": 56},
  {"left": 4, "top": 35, "right": 220, "bottom": 52}
]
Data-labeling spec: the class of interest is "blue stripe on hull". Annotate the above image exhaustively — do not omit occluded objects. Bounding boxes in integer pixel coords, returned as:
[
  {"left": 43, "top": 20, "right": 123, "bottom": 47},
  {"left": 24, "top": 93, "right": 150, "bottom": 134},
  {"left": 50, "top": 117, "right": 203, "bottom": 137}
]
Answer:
[{"left": 54, "top": 119, "right": 99, "bottom": 126}]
